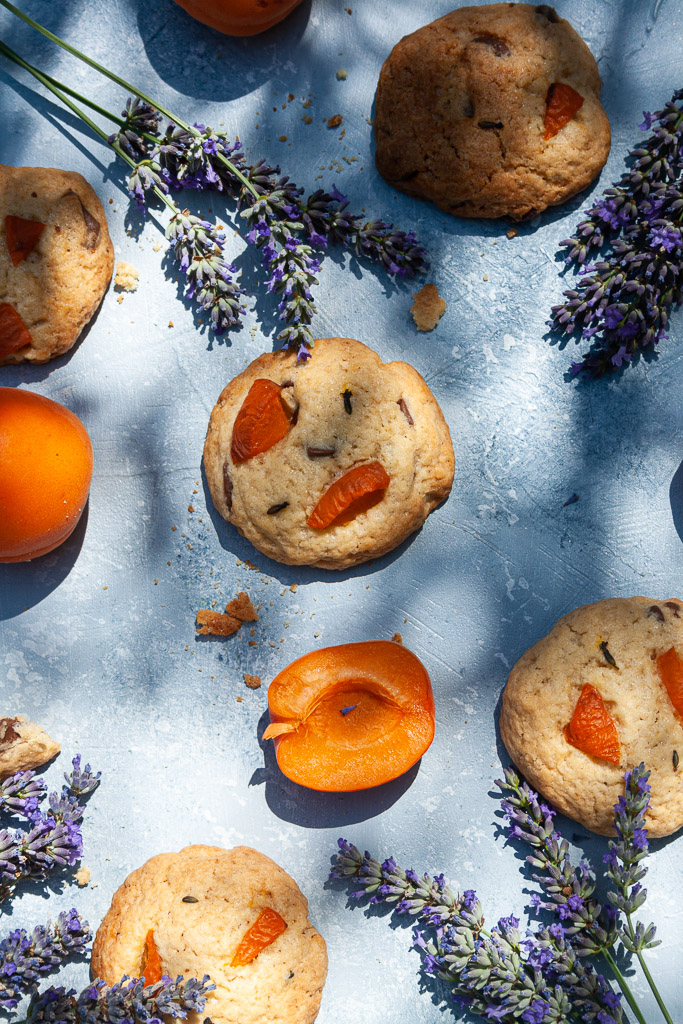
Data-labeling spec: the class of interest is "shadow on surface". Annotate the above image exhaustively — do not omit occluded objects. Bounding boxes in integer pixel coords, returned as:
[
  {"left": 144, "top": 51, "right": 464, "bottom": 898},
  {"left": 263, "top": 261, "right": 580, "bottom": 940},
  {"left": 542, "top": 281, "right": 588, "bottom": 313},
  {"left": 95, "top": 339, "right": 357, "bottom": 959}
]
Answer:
[
  {"left": 0, "top": 506, "right": 89, "bottom": 621},
  {"left": 670, "top": 460, "right": 683, "bottom": 544},
  {"left": 250, "top": 709, "right": 421, "bottom": 827},
  {"left": 137, "top": 0, "right": 313, "bottom": 102}
]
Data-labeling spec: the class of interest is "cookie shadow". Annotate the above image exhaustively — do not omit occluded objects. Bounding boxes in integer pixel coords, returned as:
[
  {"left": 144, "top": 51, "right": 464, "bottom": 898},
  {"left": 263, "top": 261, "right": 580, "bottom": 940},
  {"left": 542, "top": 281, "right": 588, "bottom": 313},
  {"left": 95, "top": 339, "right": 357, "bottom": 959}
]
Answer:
[
  {"left": 0, "top": 504, "right": 89, "bottom": 620},
  {"left": 251, "top": 709, "right": 421, "bottom": 827},
  {"left": 670, "top": 460, "right": 683, "bottom": 544},
  {"left": 199, "top": 459, "right": 423, "bottom": 585}
]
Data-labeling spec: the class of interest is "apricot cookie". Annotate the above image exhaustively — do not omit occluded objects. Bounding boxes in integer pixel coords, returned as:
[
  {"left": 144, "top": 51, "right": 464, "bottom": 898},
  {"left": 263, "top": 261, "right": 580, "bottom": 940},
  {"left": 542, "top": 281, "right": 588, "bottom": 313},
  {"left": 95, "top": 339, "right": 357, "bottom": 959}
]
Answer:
[
  {"left": 374, "top": 3, "right": 611, "bottom": 220},
  {"left": 91, "top": 845, "right": 328, "bottom": 1024},
  {"left": 500, "top": 597, "right": 683, "bottom": 836},
  {"left": 0, "top": 165, "right": 114, "bottom": 363},
  {"left": 0, "top": 715, "right": 60, "bottom": 777},
  {"left": 203, "top": 337, "right": 455, "bottom": 569}
]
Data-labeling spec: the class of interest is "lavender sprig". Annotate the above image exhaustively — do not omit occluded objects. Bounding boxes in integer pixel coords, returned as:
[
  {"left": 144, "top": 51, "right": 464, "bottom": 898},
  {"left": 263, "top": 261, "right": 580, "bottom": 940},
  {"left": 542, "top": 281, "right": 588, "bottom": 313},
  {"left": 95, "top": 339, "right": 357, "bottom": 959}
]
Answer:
[
  {"left": 331, "top": 841, "right": 623, "bottom": 1023},
  {"left": 0, "top": 910, "right": 90, "bottom": 1010},
  {"left": 165, "top": 211, "right": 244, "bottom": 333},
  {"left": 63, "top": 757, "right": 100, "bottom": 799},
  {"left": 23, "top": 974, "right": 213, "bottom": 1024},
  {"left": 551, "top": 89, "right": 683, "bottom": 376},
  {"left": 0, "top": 774, "right": 46, "bottom": 821}
]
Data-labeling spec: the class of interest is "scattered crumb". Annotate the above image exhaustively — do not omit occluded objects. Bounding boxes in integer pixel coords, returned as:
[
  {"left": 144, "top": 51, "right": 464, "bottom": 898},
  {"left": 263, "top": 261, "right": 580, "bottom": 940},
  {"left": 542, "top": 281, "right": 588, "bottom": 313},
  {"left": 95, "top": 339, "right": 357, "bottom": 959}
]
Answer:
[
  {"left": 303, "top": 98, "right": 313, "bottom": 109},
  {"left": 152, "top": 242, "right": 163, "bottom": 252},
  {"left": 225, "top": 592, "right": 259, "bottom": 622},
  {"left": 506, "top": 228, "right": 518, "bottom": 239},
  {"left": 392, "top": 633, "right": 403, "bottom": 645},
  {"left": 248, "top": 640, "right": 258, "bottom": 647},
  {"left": 196, "top": 609, "right": 241, "bottom": 636},
  {"left": 483, "top": 273, "right": 489, "bottom": 281},
  {"left": 168, "top": 321, "right": 174, "bottom": 328},
  {"left": 302, "top": 115, "right": 313, "bottom": 124},
  {"left": 336, "top": 68, "right": 348, "bottom": 80},
  {"left": 114, "top": 260, "right": 139, "bottom": 292},
  {"left": 236, "top": 696, "right": 243, "bottom": 702},
  {"left": 116, "top": 295, "right": 124, "bottom": 304},
  {"left": 279, "top": 135, "right": 288, "bottom": 142},
  {"left": 188, "top": 504, "right": 194, "bottom": 513},
  {"left": 411, "top": 283, "right": 447, "bottom": 331},
  {"left": 327, "top": 113, "right": 343, "bottom": 129},
  {"left": 244, "top": 674, "right": 262, "bottom": 690},
  {"left": 290, "top": 584, "right": 298, "bottom": 592},
  {"left": 75, "top": 866, "right": 91, "bottom": 887},
  {"left": 108, "top": 198, "right": 113, "bottom": 204},
  {"left": 345, "top": 6, "right": 352, "bottom": 12},
  {"left": 288, "top": 92, "right": 294, "bottom": 101}
]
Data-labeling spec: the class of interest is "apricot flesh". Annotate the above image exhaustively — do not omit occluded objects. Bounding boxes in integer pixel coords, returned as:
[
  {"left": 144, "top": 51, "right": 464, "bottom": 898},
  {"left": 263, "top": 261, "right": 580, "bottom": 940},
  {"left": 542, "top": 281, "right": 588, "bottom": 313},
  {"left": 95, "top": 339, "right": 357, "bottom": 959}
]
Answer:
[
  {"left": 263, "top": 641, "right": 435, "bottom": 791},
  {"left": 0, "top": 388, "right": 93, "bottom": 562}
]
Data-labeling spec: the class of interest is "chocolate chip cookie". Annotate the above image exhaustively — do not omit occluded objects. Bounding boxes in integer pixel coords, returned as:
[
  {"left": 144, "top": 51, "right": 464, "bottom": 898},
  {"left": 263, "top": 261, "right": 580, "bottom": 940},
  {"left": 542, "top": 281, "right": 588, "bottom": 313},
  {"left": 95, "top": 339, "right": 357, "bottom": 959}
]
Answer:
[
  {"left": 500, "top": 597, "right": 683, "bottom": 836},
  {"left": 0, "top": 165, "right": 114, "bottom": 363},
  {"left": 374, "top": 4, "right": 610, "bottom": 220},
  {"left": 203, "top": 338, "right": 455, "bottom": 569}
]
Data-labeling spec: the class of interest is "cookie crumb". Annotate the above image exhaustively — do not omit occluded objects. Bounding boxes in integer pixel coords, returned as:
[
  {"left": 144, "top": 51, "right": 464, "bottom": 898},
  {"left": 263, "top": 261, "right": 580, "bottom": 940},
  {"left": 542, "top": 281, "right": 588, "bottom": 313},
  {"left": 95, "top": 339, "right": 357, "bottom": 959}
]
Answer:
[
  {"left": 279, "top": 135, "right": 288, "bottom": 142},
  {"left": 75, "top": 866, "right": 91, "bottom": 887},
  {"left": 290, "top": 584, "right": 298, "bottom": 592},
  {"left": 114, "top": 260, "right": 139, "bottom": 292},
  {"left": 392, "top": 632, "right": 403, "bottom": 644},
  {"left": 196, "top": 609, "right": 241, "bottom": 636},
  {"left": 336, "top": 68, "right": 348, "bottom": 80},
  {"left": 328, "top": 114, "right": 343, "bottom": 128},
  {"left": 244, "top": 674, "right": 262, "bottom": 689},
  {"left": 411, "top": 283, "right": 447, "bottom": 331},
  {"left": 225, "top": 592, "right": 259, "bottom": 622},
  {"left": 506, "top": 228, "right": 518, "bottom": 239}
]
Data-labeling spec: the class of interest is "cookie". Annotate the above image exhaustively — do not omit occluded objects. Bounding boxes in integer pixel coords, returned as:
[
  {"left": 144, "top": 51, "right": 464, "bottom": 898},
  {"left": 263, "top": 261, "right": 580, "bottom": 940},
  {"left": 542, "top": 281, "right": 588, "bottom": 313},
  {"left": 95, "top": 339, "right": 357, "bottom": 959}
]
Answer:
[
  {"left": 374, "top": 4, "right": 611, "bottom": 220},
  {"left": 500, "top": 597, "right": 683, "bottom": 836},
  {"left": 0, "top": 165, "right": 114, "bottom": 363},
  {"left": 91, "top": 845, "right": 327, "bottom": 1024},
  {"left": 0, "top": 715, "right": 60, "bottom": 777},
  {"left": 203, "top": 338, "right": 455, "bottom": 569}
]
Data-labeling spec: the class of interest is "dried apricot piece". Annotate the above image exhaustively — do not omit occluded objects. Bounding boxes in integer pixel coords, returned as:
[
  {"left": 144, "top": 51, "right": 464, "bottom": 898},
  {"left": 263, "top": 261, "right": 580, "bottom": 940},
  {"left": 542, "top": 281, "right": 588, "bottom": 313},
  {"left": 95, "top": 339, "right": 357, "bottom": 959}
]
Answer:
[
  {"left": 231, "top": 379, "right": 294, "bottom": 463},
  {"left": 544, "top": 83, "right": 584, "bottom": 140},
  {"left": 6, "top": 215, "right": 45, "bottom": 265},
  {"left": 565, "top": 683, "right": 620, "bottom": 764},
  {"left": 263, "top": 640, "right": 435, "bottom": 791},
  {"left": 0, "top": 303, "right": 32, "bottom": 358},
  {"left": 141, "top": 929, "right": 163, "bottom": 985},
  {"left": 307, "top": 462, "right": 390, "bottom": 529},
  {"left": 657, "top": 647, "right": 683, "bottom": 718},
  {"left": 230, "top": 907, "right": 287, "bottom": 967}
]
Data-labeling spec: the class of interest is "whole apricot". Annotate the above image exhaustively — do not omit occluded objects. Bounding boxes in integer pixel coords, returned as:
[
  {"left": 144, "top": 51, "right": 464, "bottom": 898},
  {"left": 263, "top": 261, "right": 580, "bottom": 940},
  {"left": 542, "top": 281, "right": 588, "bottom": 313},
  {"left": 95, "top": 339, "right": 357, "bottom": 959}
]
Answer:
[
  {"left": 172, "top": 0, "right": 303, "bottom": 36},
  {"left": 0, "top": 388, "right": 93, "bottom": 562}
]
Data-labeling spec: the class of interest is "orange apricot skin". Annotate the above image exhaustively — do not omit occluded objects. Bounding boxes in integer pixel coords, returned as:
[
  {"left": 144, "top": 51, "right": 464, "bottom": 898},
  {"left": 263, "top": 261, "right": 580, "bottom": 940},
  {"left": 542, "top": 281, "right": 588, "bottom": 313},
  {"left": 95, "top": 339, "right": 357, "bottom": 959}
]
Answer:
[
  {"left": 564, "top": 683, "right": 620, "bottom": 765},
  {"left": 171, "top": 0, "right": 303, "bottom": 36},
  {"left": 230, "top": 908, "right": 288, "bottom": 967},
  {"left": 657, "top": 647, "right": 683, "bottom": 718},
  {"left": 265, "top": 640, "right": 435, "bottom": 792},
  {"left": 0, "top": 388, "right": 93, "bottom": 562}
]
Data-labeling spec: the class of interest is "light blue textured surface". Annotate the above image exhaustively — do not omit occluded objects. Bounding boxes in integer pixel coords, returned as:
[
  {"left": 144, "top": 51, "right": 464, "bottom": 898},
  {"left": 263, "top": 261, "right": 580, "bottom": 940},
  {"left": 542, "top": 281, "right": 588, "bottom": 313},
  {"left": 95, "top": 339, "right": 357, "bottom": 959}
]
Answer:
[{"left": 0, "top": 0, "right": 682, "bottom": 1020}]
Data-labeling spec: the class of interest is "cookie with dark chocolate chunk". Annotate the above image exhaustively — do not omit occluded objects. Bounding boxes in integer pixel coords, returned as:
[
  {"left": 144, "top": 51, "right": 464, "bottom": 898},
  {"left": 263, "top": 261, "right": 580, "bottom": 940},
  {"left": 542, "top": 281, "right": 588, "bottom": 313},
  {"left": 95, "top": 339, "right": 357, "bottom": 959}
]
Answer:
[
  {"left": 374, "top": 3, "right": 610, "bottom": 220},
  {"left": 0, "top": 165, "right": 114, "bottom": 363}
]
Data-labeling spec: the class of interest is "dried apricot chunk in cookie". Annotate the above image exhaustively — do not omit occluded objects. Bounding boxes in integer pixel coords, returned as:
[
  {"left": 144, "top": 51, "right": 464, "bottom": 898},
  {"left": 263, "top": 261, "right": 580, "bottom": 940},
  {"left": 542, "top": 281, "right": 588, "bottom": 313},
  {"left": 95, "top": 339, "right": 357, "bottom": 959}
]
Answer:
[
  {"left": 231, "top": 379, "right": 295, "bottom": 463},
  {"left": 141, "top": 930, "right": 163, "bottom": 985},
  {"left": 0, "top": 303, "right": 32, "bottom": 358},
  {"left": 544, "top": 83, "right": 584, "bottom": 139},
  {"left": 564, "top": 683, "right": 620, "bottom": 765},
  {"left": 657, "top": 647, "right": 683, "bottom": 719},
  {"left": 5, "top": 215, "right": 45, "bottom": 265},
  {"left": 230, "top": 908, "right": 287, "bottom": 967},
  {"left": 307, "top": 462, "right": 390, "bottom": 529}
]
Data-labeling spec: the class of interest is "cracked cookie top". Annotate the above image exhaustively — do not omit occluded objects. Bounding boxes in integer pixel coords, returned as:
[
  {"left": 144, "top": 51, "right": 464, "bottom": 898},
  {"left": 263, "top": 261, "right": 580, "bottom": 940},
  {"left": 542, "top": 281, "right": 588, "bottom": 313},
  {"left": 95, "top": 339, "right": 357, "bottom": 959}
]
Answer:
[{"left": 374, "top": 3, "right": 610, "bottom": 220}]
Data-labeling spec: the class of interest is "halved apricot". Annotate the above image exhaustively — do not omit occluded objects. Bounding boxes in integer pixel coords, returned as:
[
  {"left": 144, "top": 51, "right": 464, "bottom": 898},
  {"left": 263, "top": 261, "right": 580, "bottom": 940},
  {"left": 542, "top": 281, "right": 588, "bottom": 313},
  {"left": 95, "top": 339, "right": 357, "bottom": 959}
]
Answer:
[
  {"left": 544, "top": 83, "right": 584, "bottom": 140},
  {"left": 6, "top": 215, "right": 45, "bottom": 265},
  {"left": 263, "top": 640, "right": 435, "bottom": 791},
  {"left": 0, "top": 303, "right": 32, "bottom": 358},
  {"left": 657, "top": 647, "right": 683, "bottom": 719},
  {"left": 564, "top": 683, "right": 620, "bottom": 764},
  {"left": 141, "top": 929, "right": 163, "bottom": 985},
  {"left": 307, "top": 462, "right": 390, "bottom": 530},
  {"left": 231, "top": 379, "right": 294, "bottom": 464},
  {"left": 230, "top": 908, "right": 288, "bottom": 967}
]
